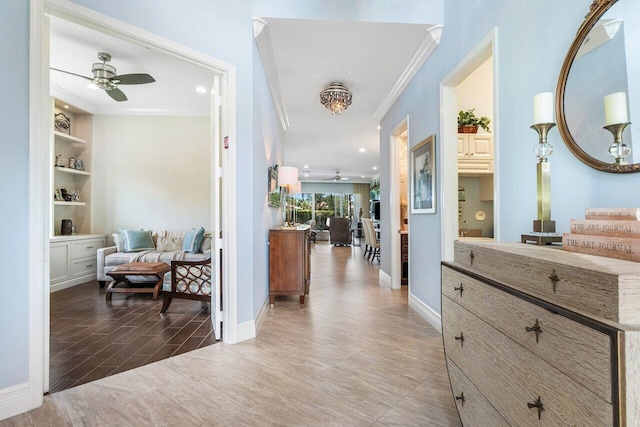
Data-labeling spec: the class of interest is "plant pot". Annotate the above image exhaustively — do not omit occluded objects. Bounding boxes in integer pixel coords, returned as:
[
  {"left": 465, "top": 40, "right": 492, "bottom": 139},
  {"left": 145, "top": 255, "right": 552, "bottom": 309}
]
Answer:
[{"left": 458, "top": 125, "right": 478, "bottom": 133}]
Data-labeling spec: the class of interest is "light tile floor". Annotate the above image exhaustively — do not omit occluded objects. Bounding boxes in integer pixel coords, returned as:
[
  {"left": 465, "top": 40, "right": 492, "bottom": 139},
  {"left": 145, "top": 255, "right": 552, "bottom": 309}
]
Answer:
[{"left": 2, "top": 243, "right": 461, "bottom": 426}]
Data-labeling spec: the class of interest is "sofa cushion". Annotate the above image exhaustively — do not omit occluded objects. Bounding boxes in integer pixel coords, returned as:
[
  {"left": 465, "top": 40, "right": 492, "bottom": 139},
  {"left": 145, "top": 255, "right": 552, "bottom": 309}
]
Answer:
[
  {"left": 182, "top": 227, "right": 205, "bottom": 253},
  {"left": 122, "top": 230, "right": 155, "bottom": 252},
  {"left": 112, "top": 233, "right": 125, "bottom": 252}
]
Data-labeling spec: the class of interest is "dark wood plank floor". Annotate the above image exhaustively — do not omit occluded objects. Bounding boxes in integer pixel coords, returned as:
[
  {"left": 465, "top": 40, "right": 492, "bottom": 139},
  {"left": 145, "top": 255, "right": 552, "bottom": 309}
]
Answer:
[{"left": 49, "top": 280, "right": 217, "bottom": 393}]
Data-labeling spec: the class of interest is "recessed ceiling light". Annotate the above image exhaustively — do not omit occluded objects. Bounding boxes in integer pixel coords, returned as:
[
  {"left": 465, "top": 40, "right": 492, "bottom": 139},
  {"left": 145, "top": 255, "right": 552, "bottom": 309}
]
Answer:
[
  {"left": 304, "top": 165, "right": 309, "bottom": 169},
  {"left": 377, "top": 125, "right": 381, "bottom": 130},
  {"left": 373, "top": 166, "right": 378, "bottom": 170},
  {"left": 361, "top": 175, "right": 365, "bottom": 178},
  {"left": 342, "top": 177, "right": 350, "bottom": 180},
  {"left": 64, "top": 105, "right": 69, "bottom": 109},
  {"left": 304, "top": 174, "right": 309, "bottom": 177},
  {"left": 196, "top": 86, "right": 207, "bottom": 93},
  {"left": 86, "top": 83, "right": 99, "bottom": 90},
  {"left": 359, "top": 148, "right": 365, "bottom": 153}
]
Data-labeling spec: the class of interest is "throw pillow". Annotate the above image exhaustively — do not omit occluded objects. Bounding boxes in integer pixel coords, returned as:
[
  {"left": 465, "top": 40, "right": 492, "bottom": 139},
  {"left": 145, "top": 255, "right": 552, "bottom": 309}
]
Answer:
[
  {"left": 156, "top": 236, "right": 183, "bottom": 251},
  {"left": 112, "top": 233, "right": 124, "bottom": 252},
  {"left": 122, "top": 229, "right": 155, "bottom": 252},
  {"left": 199, "top": 232, "right": 212, "bottom": 253},
  {"left": 182, "top": 227, "right": 205, "bottom": 253}
]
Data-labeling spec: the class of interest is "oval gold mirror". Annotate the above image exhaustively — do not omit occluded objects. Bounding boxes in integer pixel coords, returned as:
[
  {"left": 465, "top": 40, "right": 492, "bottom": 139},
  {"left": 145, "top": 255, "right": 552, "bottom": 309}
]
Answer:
[{"left": 557, "top": 0, "right": 640, "bottom": 173}]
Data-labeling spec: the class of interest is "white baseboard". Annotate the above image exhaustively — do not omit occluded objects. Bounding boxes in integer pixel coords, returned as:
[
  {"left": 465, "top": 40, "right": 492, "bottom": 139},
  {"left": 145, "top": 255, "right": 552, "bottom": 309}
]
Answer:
[
  {"left": 235, "top": 319, "right": 256, "bottom": 343},
  {"left": 0, "top": 383, "right": 30, "bottom": 422},
  {"left": 409, "top": 293, "right": 442, "bottom": 333},
  {"left": 254, "top": 297, "right": 269, "bottom": 334},
  {"left": 50, "top": 273, "right": 97, "bottom": 293},
  {"left": 379, "top": 270, "right": 391, "bottom": 287}
]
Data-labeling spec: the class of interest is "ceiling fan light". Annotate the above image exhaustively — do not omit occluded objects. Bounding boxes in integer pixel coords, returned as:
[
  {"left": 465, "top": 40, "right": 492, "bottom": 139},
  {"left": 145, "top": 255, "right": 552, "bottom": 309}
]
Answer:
[
  {"left": 320, "top": 82, "right": 352, "bottom": 116},
  {"left": 86, "top": 82, "right": 99, "bottom": 90}
]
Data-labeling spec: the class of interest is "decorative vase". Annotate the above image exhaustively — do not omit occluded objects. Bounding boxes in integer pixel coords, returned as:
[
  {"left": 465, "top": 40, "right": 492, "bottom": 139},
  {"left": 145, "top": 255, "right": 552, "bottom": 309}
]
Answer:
[{"left": 458, "top": 125, "right": 478, "bottom": 133}]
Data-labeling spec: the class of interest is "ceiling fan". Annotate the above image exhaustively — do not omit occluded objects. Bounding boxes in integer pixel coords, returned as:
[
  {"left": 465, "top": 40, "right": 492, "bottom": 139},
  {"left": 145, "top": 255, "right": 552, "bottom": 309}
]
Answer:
[
  {"left": 324, "top": 171, "right": 350, "bottom": 181},
  {"left": 51, "top": 52, "right": 156, "bottom": 102}
]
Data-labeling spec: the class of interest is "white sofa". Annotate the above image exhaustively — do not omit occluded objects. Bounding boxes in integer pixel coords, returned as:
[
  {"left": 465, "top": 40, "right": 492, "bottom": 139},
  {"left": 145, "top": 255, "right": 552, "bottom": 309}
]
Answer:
[{"left": 97, "top": 229, "right": 211, "bottom": 288}]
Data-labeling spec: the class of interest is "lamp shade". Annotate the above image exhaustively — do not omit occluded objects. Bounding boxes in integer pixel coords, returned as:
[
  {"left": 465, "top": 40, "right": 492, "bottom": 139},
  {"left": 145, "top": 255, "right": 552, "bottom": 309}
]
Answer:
[
  {"left": 289, "top": 180, "right": 302, "bottom": 194},
  {"left": 278, "top": 166, "right": 299, "bottom": 186}
]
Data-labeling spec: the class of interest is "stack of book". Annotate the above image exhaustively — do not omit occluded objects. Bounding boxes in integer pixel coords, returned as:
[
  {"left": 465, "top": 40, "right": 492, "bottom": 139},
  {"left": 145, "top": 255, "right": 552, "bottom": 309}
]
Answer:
[{"left": 562, "top": 208, "right": 640, "bottom": 262}]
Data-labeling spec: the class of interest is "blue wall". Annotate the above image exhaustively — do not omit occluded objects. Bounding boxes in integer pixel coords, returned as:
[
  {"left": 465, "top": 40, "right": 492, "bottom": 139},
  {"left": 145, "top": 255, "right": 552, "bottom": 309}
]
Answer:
[
  {"left": 380, "top": 0, "right": 640, "bottom": 317},
  {"left": 0, "top": 1, "right": 30, "bottom": 390}
]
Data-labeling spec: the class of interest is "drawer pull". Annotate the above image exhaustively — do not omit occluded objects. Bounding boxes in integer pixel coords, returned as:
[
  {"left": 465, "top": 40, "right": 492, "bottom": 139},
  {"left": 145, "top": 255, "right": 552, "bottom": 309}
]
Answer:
[
  {"left": 86, "top": 264, "right": 94, "bottom": 268},
  {"left": 527, "top": 396, "right": 545, "bottom": 420},
  {"left": 548, "top": 269, "right": 559, "bottom": 293},
  {"left": 469, "top": 250, "right": 475, "bottom": 265},
  {"left": 525, "top": 319, "right": 542, "bottom": 343},
  {"left": 454, "top": 332, "right": 465, "bottom": 347},
  {"left": 455, "top": 392, "right": 465, "bottom": 407},
  {"left": 454, "top": 283, "right": 464, "bottom": 297},
  {"left": 86, "top": 246, "right": 94, "bottom": 249}
]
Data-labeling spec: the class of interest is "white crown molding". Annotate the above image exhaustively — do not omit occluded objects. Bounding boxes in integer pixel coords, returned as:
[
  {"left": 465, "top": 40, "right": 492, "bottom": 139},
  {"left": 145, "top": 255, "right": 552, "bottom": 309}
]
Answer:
[
  {"left": 253, "top": 18, "right": 290, "bottom": 131},
  {"left": 373, "top": 24, "right": 443, "bottom": 122},
  {"left": 51, "top": 85, "right": 96, "bottom": 114},
  {"left": 409, "top": 293, "right": 442, "bottom": 333}
]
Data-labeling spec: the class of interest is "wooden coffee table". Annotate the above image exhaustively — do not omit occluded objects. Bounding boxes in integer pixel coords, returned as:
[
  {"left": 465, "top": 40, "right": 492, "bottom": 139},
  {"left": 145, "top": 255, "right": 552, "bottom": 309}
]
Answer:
[{"left": 106, "top": 262, "right": 171, "bottom": 301}]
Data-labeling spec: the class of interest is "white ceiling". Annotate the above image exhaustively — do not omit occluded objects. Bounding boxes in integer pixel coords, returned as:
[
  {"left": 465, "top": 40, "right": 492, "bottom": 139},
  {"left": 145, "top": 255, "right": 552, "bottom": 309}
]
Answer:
[
  {"left": 49, "top": 16, "right": 216, "bottom": 116},
  {"left": 50, "top": 16, "right": 435, "bottom": 184},
  {"left": 264, "top": 18, "right": 433, "bottom": 183}
]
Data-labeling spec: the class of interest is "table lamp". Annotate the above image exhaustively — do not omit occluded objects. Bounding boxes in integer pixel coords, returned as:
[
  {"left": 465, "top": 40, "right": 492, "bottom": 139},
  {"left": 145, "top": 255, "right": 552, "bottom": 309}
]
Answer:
[{"left": 278, "top": 166, "right": 299, "bottom": 228}]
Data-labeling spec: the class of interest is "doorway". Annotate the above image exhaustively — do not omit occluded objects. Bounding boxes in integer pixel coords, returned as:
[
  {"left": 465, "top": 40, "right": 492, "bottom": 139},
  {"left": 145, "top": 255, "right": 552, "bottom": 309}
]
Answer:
[
  {"left": 440, "top": 29, "right": 499, "bottom": 261},
  {"left": 389, "top": 117, "right": 409, "bottom": 291},
  {"left": 30, "top": 0, "right": 236, "bottom": 402}
]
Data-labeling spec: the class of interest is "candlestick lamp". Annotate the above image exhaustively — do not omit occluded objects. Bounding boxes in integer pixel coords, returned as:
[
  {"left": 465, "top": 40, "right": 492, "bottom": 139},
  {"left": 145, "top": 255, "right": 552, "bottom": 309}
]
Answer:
[{"left": 603, "top": 92, "right": 631, "bottom": 165}]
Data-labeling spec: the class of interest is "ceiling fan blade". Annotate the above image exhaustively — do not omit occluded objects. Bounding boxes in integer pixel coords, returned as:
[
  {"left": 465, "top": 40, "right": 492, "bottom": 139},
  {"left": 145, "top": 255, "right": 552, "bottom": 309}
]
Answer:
[
  {"left": 106, "top": 88, "right": 128, "bottom": 102},
  {"left": 50, "top": 67, "right": 93, "bottom": 81},
  {"left": 113, "top": 73, "right": 155, "bottom": 85}
]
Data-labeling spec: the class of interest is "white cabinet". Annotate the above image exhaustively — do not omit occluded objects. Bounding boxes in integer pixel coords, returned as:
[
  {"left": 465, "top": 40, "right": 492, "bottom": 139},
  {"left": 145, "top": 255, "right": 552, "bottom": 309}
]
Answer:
[
  {"left": 50, "top": 235, "right": 106, "bottom": 292},
  {"left": 458, "top": 134, "right": 494, "bottom": 174},
  {"left": 52, "top": 99, "right": 93, "bottom": 235}
]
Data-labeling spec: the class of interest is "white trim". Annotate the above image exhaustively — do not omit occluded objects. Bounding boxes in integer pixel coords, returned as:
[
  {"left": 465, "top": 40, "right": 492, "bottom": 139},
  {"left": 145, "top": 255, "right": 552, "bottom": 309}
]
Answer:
[
  {"left": 29, "top": 0, "right": 239, "bottom": 416},
  {"left": 373, "top": 25, "right": 443, "bottom": 122},
  {"left": 49, "top": 274, "right": 97, "bottom": 293},
  {"left": 252, "top": 18, "right": 290, "bottom": 131},
  {"left": 439, "top": 28, "right": 498, "bottom": 262},
  {"left": 254, "top": 297, "right": 270, "bottom": 334},
  {"left": 0, "top": 383, "right": 30, "bottom": 421},
  {"left": 378, "top": 269, "right": 391, "bottom": 287},
  {"left": 389, "top": 117, "right": 409, "bottom": 290},
  {"left": 409, "top": 293, "right": 442, "bottom": 333},
  {"left": 235, "top": 320, "right": 257, "bottom": 343}
]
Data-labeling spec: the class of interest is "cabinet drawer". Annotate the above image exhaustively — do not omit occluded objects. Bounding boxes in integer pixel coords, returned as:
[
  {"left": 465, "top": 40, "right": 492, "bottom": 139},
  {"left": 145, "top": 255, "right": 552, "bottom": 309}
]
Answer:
[
  {"left": 71, "top": 238, "right": 105, "bottom": 259},
  {"left": 442, "top": 266, "right": 612, "bottom": 402},
  {"left": 442, "top": 296, "right": 612, "bottom": 426},
  {"left": 447, "top": 357, "right": 509, "bottom": 427},
  {"left": 71, "top": 256, "right": 97, "bottom": 277},
  {"left": 452, "top": 241, "right": 638, "bottom": 323}
]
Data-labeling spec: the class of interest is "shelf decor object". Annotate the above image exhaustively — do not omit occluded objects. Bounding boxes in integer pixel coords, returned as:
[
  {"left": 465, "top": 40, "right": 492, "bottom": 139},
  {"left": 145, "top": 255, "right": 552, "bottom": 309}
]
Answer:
[
  {"left": 319, "top": 82, "right": 352, "bottom": 116},
  {"left": 277, "top": 166, "right": 299, "bottom": 228},
  {"left": 54, "top": 112, "right": 70, "bottom": 134},
  {"left": 603, "top": 92, "right": 632, "bottom": 165},
  {"left": 522, "top": 92, "right": 562, "bottom": 245}
]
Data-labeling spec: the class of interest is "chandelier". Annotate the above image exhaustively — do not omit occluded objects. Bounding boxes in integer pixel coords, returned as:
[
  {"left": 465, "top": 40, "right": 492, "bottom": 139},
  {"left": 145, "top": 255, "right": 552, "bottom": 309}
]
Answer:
[{"left": 320, "top": 82, "right": 352, "bottom": 116}]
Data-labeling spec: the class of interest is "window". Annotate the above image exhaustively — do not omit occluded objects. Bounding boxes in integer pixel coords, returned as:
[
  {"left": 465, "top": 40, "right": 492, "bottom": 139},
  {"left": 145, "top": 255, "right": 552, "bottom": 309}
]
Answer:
[{"left": 291, "top": 193, "right": 354, "bottom": 227}]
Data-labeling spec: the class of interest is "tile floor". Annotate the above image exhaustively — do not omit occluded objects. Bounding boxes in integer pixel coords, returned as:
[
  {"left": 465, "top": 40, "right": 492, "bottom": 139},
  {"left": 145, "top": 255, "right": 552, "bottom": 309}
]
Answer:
[{"left": 2, "top": 242, "right": 461, "bottom": 426}]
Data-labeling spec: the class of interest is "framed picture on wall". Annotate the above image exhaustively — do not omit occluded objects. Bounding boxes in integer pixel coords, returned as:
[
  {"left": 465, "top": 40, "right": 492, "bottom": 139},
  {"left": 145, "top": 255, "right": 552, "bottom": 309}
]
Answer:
[
  {"left": 410, "top": 135, "right": 436, "bottom": 214},
  {"left": 268, "top": 165, "right": 282, "bottom": 207}
]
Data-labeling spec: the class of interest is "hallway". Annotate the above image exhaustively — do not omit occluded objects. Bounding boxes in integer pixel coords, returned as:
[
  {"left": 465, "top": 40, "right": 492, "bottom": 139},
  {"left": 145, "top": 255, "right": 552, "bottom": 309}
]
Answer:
[{"left": 3, "top": 243, "right": 460, "bottom": 426}]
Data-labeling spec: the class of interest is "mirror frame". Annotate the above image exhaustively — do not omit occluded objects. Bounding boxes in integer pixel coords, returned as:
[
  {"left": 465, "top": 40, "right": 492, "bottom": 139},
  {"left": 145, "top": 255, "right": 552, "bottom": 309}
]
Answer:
[{"left": 556, "top": 0, "right": 640, "bottom": 173}]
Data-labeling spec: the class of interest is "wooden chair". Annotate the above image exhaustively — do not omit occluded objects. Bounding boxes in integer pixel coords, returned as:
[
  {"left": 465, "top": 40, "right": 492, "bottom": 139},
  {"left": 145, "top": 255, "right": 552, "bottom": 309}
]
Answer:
[
  {"left": 160, "top": 257, "right": 212, "bottom": 313},
  {"left": 362, "top": 218, "right": 380, "bottom": 262}
]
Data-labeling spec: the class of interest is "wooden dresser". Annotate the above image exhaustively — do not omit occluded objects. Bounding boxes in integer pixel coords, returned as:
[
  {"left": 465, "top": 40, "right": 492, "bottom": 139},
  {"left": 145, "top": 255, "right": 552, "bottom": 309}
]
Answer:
[
  {"left": 268, "top": 228, "right": 311, "bottom": 306},
  {"left": 442, "top": 241, "right": 640, "bottom": 426}
]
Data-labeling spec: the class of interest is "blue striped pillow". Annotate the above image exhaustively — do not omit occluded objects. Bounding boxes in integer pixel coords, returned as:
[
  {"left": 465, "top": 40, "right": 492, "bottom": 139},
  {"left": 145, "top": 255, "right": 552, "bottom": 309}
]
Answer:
[
  {"left": 122, "top": 229, "right": 155, "bottom": 252},
  {"left": 182, "top": 227, "right": 205, "bottom": 253}
]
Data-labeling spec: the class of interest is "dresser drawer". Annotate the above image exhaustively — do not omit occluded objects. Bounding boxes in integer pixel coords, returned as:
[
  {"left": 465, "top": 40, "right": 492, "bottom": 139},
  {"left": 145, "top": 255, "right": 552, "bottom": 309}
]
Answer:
[
  {"left": 442, "top": 296, "right": 612, "bottom": 426},
  {"left": 453, "top": 240, "right": 640, "bottom": 323},
  {"left": 71, "top": 238, "right": 105, "bottom": 259},
  {"left": 71, "top": 256, "right": 97, "bottom": 277},
  {"left": 442, "top": 265, "right": 612, "bottom": 402},
  {"left": 447, "top": 357, "right": 509, "bottom": 427}
]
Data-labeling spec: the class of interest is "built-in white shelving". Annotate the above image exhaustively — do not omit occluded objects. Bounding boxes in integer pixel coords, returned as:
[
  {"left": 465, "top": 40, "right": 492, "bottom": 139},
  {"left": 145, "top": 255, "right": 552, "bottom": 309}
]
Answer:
[
  {"left": 54, "top": 131, "right": 86, "bottom": 146},
  {"left": 53, "top": 201, "right": 87, "bottom": 206},
  {"left": 54, "top": 166, "right": 90, "bottom": 176}
]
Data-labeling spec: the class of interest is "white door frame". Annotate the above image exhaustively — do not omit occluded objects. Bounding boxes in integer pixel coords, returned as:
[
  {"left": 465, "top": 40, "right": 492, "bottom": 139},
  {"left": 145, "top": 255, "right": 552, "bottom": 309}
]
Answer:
[
  {"left": 29, "top": 0, "right": 238, "bottom": 409},
  {"left": 389, "top": 117, "right": 409, "bottom": 290},
  {"left": 440, "top": 28, "right": 499, "bottom": 261}
]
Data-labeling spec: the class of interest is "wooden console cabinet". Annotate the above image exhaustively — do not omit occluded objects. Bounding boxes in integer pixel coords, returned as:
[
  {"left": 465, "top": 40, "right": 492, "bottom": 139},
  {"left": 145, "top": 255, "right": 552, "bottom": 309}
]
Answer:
[
  {"left": 442, "top": 241, "right": 640, "bottom": 426},
  {"left": 268, "top": 228, "right": 310, "bottom": 306}
]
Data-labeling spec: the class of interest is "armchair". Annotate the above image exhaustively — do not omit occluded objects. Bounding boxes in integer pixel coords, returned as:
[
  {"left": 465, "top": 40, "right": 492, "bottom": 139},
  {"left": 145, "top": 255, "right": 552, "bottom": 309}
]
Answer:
[
  {"left": 329, "top": 217, "right": 351, "bottom": 246},
  {"left": 161, "top": 257, "right": 212, "bottom": 313}
]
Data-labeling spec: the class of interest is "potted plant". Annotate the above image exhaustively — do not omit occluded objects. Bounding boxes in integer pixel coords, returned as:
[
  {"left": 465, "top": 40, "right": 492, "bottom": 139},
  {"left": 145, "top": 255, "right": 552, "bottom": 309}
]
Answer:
[{"left": 458, "top": 109, "right": 491, "bottom": 133}]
